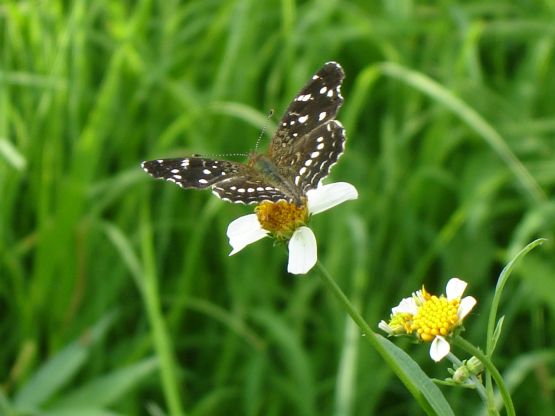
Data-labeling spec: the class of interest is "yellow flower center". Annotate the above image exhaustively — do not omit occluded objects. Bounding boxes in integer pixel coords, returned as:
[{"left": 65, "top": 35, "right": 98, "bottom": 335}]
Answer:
[
  {"left": 255, "top": 200, "right": 308, "bottom": 240},
  {"left": 410, "top": 295, "right": 460, "bottom": 342},
  {"left": 388, "top": 312, "right": 413, "bottom": 334}
]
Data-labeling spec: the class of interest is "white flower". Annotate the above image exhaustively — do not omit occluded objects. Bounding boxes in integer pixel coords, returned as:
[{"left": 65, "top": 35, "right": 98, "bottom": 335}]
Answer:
[
  {"left": 226, "top": 182, "right": 358, "bottom": 274},
  {"left": 378, "top": 277, "right": 477, "bottom": 362}
]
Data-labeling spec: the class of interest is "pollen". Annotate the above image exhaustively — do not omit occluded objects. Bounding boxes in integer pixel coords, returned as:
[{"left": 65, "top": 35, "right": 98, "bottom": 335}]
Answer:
[
  {"left": 410, "top": 295, "right": 460, "bottom": 342},
  {"left": 255, "top": 200, "right": 308, "bottom": 240},
  {"left": 387, "top": 312, "right": 413, "bottom": 335}
]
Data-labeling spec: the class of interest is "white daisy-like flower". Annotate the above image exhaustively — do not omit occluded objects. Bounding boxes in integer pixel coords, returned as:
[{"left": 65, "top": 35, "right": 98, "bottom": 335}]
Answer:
[
  {"left": 227, "top": 182, "right": 358, "bottom": 274},
  {"left": 379, "top": 277, "right": 477, "bottom": 362}
]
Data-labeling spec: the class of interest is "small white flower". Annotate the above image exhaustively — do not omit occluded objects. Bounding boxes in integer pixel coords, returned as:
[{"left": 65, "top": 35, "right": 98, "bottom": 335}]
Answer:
[
  {"left": 378, "top": 277, "right": 477, "bottom": 362},
  {"left": 227, "top": 182, "right": 358, "bottom": 275}
]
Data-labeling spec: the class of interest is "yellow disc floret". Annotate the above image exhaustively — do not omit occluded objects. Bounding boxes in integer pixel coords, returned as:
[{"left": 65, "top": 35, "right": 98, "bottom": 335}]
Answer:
[
  {"left": 256, "top": 200, "right": 308, "bottom": 240},
  {"left": 410, "top": 295, "right": 460, "bottom": 342},
  {"left": 387, "top": 312, "right": 413, "bottom": 335}
]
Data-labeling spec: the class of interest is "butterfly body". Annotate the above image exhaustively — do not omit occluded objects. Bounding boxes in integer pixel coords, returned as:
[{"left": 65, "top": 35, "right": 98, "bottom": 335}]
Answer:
[
  {"left": 249, "top": 153, "right": 305, "bottom": 205},
  {"left": 142, "top": 62, "right": 346, "bottom": 205}
]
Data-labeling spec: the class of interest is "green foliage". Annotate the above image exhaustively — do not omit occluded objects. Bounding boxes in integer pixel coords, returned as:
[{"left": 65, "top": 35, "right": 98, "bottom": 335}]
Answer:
[{"left": 1, "top": 0, "right": 554, "bottom": 414}]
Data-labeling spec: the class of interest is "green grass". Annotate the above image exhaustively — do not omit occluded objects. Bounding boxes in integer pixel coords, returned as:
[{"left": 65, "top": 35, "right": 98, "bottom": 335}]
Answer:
[{"left": 1, "top": 0, "right": 555, "bottom": 414}]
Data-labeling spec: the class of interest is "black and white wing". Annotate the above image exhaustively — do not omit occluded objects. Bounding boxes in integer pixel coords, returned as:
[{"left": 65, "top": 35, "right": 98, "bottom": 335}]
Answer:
[
  {"left": 269, "top": 61, "right": 345, "bottom": 157},
  {"left": 141, "top": 157, "right": 245, "bottom": 189},
  {"left": 289, "top": 120, "right": 346, "bottom": 193},
  {"left": 142, "top": 62, "right": 348, "bottom": 205},
  {"left": 141, "top": 157, "right": 291, "bottom": 204},
  {"left": 269, "top": 61, "right": 346, "bottom": 192}
]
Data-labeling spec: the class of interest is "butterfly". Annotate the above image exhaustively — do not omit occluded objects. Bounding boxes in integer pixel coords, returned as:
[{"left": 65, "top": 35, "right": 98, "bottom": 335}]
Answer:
[{"left": 141, "top": 61, "right": 346, "bottom": 205}]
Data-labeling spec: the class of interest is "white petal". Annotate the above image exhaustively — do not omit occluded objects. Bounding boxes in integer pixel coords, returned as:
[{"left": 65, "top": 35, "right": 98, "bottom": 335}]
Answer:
[
  {"left": 287, "top": 226, "right": 317, "bottom": 274},
  {"left": 446, "top": 277, "right": 468, "bottom": 300},
  {"left": 392, "top": 297, "right": 418, "bottom": 315},
  {"left": 412, "top": 289, "right": 426, "bottom": 305},
  {"left": 306, "top": 182, "right": 358, "bottom": 215},
  {"left": 458, "top": 296, "right": 477, "bottom": 320},
  {"left": 430, "top": 335, "right": 450, "bottom": 362},
  {"left": 378, "top": 320, "right": 394, "bottom": 335},
  {"left": 227, "top": 214, "right": 268, "bottom": 255}
]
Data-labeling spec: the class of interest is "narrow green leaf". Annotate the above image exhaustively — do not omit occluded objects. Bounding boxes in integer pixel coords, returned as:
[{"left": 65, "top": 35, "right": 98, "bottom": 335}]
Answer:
[
  {"left": 0, "top": 137, "right": 27, "bottom": 171},
  {"left": 491, "top": 316, "right": 505, "bottom": 354},
  {"left": 41, "top": 408, "right": 122, "bottom": 416},
  {"left": 487, "top": 238, "right": 547, "bottom": 355},
  {"left": 378, "top": 335, "right": 455, "bottom": 416},
  {"left": 48, "top": 357, "right": 158, "bottom": 410},
  {"left": 14, "top": 314, "right": 115, "bottom": 408},
  {"left": 378, "top": 62, "right": 545, "bottom": 203},
  {"left": 210, "top": 101, "right": 271, "bottom": 130},
  {"left": 483, "top": 238, "right": 546, "bottom": 413},
  {"left": 0, "top": 390, "right": 15, "bottom": 416},
  {"left": 100, "top": 221, "right": 144, "bottom": 292}
]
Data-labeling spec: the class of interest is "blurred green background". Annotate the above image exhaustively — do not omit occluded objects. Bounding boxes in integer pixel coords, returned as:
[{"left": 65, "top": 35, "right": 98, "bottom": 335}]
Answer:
[{"left": 1, "top": 0, "right": 555, "bottom": 414}]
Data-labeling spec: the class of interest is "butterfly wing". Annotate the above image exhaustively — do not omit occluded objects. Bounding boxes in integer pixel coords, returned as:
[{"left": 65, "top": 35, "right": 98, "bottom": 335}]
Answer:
[
  {"left": 141, "top": 157, "right": 245, "bottom": 188},
  {"left": 289, "top": 120, "right": 346, "bottom": 193},
  {"left": 269, "top": 61, "right": 345, "bottom": 157},
  {"left": 142, "top": 62, "right": 347, "bottom": 205},
  {"left": 269, "top": 61, "right": 346, "bottom": 193},
  {"left": 211, "top": 177, "right": 292, "bottom": 204},
  {"left": 141, "top": 157, "right": 291, "bottom": 204}
]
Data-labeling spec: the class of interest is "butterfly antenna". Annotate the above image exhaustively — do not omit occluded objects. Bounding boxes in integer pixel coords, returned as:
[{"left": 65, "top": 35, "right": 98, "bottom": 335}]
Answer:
[
  {"left": 220, "top": 152, "right": 249, "bottom": 158},
  {"left": 195, "top": 152, "right": 248, "bottom": 159},
  {"left": 254, "top": 109, "right": 274, "bottom": 153}
]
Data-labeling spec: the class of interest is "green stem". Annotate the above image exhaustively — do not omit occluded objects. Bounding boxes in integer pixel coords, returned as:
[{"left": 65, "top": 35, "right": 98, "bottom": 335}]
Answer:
[
  {"left": 446, "top": 353, "right": 488, "bottom": 402},
  {"left": 484, "top": 238, "right": 546, "bottom": 408},
  {"left": 316, "top": 261, "right": 434, "bottom": 413},
  {"left": 452, "top": 336, "right": 514, "bottom": 416}
]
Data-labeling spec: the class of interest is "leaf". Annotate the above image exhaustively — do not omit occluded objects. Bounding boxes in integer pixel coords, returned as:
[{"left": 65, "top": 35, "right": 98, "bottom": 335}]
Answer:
[
  {"left": 487, "top": 238, "right": 546, "bottom": 355},
  {"left": 491, "top": 316, "right": 505, "bottom": 354},
  {"left": 14, "top": 314, "right": 115, "bottom": 409},
  {"left": 377, "top": 335, "right": 455, "bottom": 416},
  {"left": 41, "top": 408, "right": 122, "bottom": 416},
  {"left": 48, "top": 358, "right": 158, "bottom": 410},
  {"left": 0, "top": 137, "right": 27, "bottom": 171}
]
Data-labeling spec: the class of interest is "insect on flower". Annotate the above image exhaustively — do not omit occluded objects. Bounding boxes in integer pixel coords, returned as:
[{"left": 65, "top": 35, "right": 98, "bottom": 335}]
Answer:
[
  {"left": 141, "top": 62, "right": 347, "bottom": 207},
  {"left": 142, "top": 62, "right": 357, "bottom": 274}
]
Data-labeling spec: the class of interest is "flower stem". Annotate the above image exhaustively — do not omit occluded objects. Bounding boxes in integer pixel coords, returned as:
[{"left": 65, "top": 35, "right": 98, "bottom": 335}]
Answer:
[
  {"left": 446, "top": 353, "right": 488, "bottom": 402},
  {"left": 316, "top": 261, "right": 435, "bottom": 413},
  {"left": 452, "top": 336, "right": 514, "bottom": 416}
]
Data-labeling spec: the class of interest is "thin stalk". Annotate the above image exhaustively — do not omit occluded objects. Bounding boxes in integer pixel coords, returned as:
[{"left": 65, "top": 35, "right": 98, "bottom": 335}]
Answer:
[
  {"left": 452, "top": 336, "right": 514, "bottom": 416},
  {"left": 446, "top": 353, "right": 488, "bottom": 403},
  {"left": 316, "top": 261, "right": 434, "bottom": 414}
]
